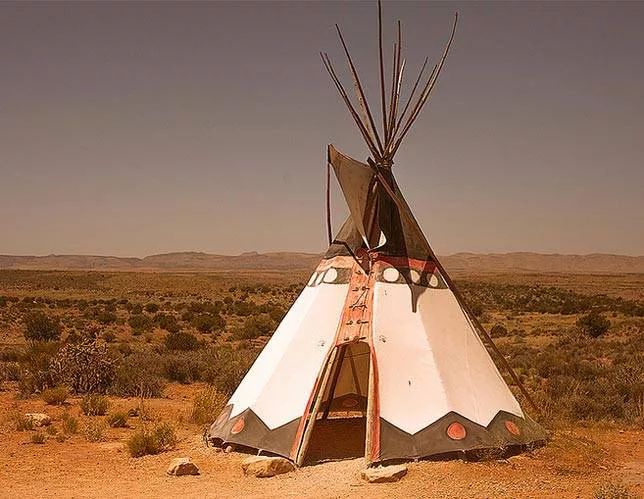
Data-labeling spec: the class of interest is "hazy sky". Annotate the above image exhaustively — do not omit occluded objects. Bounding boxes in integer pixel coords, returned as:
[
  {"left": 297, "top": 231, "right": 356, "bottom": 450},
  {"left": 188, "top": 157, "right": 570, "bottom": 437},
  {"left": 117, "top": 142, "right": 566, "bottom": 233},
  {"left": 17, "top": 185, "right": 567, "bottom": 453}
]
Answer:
[{"left": 1, "top": 1, "right": 643, "bottom": 257}]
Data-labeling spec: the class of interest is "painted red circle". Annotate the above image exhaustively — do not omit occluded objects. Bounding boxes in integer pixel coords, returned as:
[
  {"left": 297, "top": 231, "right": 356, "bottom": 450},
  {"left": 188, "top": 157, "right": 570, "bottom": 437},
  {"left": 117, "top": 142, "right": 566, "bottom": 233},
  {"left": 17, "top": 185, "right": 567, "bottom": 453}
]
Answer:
[
  {"left": 504, "top": 420, "right": 521, "bottom": 436},
  {"left": 446, "top": 422, "right": 467, "bottom": 440},
  {"left": 231, "top": 417, "right": 245, "bottom": 435}
]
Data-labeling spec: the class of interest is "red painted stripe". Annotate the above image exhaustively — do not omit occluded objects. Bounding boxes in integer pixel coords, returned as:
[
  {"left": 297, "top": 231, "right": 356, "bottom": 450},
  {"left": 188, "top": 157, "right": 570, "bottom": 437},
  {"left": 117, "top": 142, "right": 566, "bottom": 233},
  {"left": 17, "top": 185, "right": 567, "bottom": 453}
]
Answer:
[{"left": 373, "top": 254, "right": 437, "bottom": 272}]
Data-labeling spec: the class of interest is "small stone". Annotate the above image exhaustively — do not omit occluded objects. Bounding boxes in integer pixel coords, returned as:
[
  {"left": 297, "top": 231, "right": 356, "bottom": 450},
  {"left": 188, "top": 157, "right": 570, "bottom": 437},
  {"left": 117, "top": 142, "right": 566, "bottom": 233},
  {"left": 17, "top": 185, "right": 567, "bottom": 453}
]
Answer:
[
  {"left": 241, "top": 456, "right": 296, "bottom": 478},
  {"left": 166, "top": 457, "right": 200, "bottom": 476},
  {"left": 224, "top": 445, "right": 233, "bottom": 453},
  {"left": 25, "top": 413, "right": 51, "bottom": 427},
  {"left": 361, "top": 464, "right": 408, "bottom": 483}
]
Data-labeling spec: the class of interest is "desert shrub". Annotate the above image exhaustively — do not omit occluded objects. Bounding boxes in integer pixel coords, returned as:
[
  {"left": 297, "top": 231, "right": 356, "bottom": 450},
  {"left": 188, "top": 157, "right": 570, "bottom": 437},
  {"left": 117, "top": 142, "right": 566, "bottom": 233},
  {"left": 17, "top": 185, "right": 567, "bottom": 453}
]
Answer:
[
  {"left": 112, "top": 353, "right": 165, "bottom": 398},
  {"left": 164, "top": 331, "right": 201, "bottom": 351},
  {"left": 0, "top": 348, "right": 20, "bottom": 362},
  {"left": 191, "top": 387, "right": 227, "bottom": 425},
  {"left": 161, "top": 353, "right": 207, "bottom": 384},
  {"left": 17, "top": 341, "right": 60, "bottom": 395},
  {"left": 61, "top": 412, "right": 79, "bottom": 434},
  {"left": 202, "top": 345, "right": 257, "bottom": 395},
  {"left": 144, "top": 303, "right": 159, "bottom": 313},
  {"left": 49, "top": 339, "right": 116, "bottom": 394},
  {"left": 96, "top": 310, "right": 117, "bottom": 325},
  {"left": 12, "top": 411, "right": 34, "bottom": 431},
  {"left": 83, "top": 420, "right": 107, "bottom": 442},
  {"left": 102, "top": 331, "right": 116, "bottom": 343},
  {"left": 577, "top": 312, "right": 610, "bottom": 338},
  {"left": 31, "top": 432, "right": 46, "bottom": 444},
  {"left": 107, "top": 411, "right": 129, "bottom": 428},
  {"left": 490, "top": 323, "right": 508, "bottom": 337},
  {"left": 126, "top": 422, "right": 177, "bottom": 457},
  {"left": 128, "top": 314, "right": 152, "bottom": 334},
  {"left": 46, "top": 425, "right": 58, "bottom": 436},
  {"left": 23, "top": 311, "right": 61, "bottom": 342},
  {"left": 80, "top": 394, "right": 109, "bottom": 416},
  {"left": 41, "top": 385, "right": 69, "bottom": 405},
  {"left": 505, "top": 332, "right": 644, "bottom": 423},
  {"left": 154, "top": 313, "right": 180, "bottom": 333},
  {"left": 229, "top": 300, "right": 258, "bottom": 317},
  {"left": 130, "top": 303, "right": 143, "bottom": 314},
  {"left": 234, "top": 314, "right": 275, "bottom": 340},
  {"left": 1, "top": 361, "right": 22, "bottom": 382},
  {"left": 460, "top": 281, "right": 644, "bottom": 317},
  {"left": 265, "top": 304, "right": 287, "bottom": 323},
  {"left": 593, "top": 481, "right": 634, "bottom": 499},
  {"left": 191, "top": 313, "right": 225, "bottom": 333}
]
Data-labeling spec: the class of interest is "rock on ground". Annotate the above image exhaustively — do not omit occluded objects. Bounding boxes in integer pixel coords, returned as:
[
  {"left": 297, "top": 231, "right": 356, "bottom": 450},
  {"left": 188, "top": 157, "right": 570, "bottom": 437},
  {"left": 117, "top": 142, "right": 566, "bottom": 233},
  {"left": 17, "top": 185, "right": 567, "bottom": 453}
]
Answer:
[
  {"left": 361, "top": 464, "right": 408, "bottom": 483},
  {"left": 166, "top": 458, "right": 200, "bottom": 477},
  {"left": 241, "top": 456, "right": 296, "bottom": 478},
  {"left": 25, "top": 413, "right": 51, "bottom": 427}
]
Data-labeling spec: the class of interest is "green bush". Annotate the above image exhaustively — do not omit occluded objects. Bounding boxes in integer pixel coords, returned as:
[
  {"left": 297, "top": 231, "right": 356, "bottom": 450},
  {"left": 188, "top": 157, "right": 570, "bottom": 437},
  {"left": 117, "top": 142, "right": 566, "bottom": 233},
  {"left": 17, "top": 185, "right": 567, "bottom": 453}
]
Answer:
[
  {"left": 17, "top": 341, "right": 60, "bottom": 395},
  {"left": 31, "top": 432, "right": 46, "bottom": 444},
  {"left": 96, "top": 311, "right": 118, "bottom": 325},
  {"left": 107, "top": 411, "right": 129, "bottom": 428},
  {"left": 154, "top": 313, "right": 180, "bottom": 334},
  {"left": 80, "top": 394, "right": 109, "bottom": 416},
  {"left": 577, "top": 312, "right": 611, "bottom": 338},
  {"left": 83, "top": 420, "right": 107, "bottom": 442},
  {"left": 144, "top": 303, "right": 159, "bottom": 313},
  {"left": 13, "top": 412, "right": 34, "bottom": 431},
  {"left": 1, "top": 361, "right": 22, "bottom": 382},
  {"left": 61, "top": 412, "right": 79, "bottom": 434},
  {"left": 161, "top": 353, "right": 207, "bottom": 384},
  {"left": 593, "top": 481, "right": 634, "bottom": 499},
  {"left": 202, "top": 346, "right": 257, "bottom": 395},
  {"left": 41, "top": 385, "right": 69, "bottom": 405},
  {"left": 234, "top": 314, "right": 275, "bottom": 340},
  {"left": 112, "top": 353, "right": 165, "bottom": 398},
  {"left": 191, "top": 387, "right": 227, "bottom": 425},
  {"left": 191, "top": 313, "right": 225, "bottom": 333},
  {"left": 102, "top": 331, "right": 116, "bottom": 343},
  {"left": 490, "top": 324, "right": 508, "bottom": 337},
  {"left": 128, "top": 314, "right": 152, "bottom": 334},
  {"left": 23, "top": 311, "right": 61, "bottom": 342},
  {"left": 164, "top": 331, "right": 201, "bottom": 351},
  {"left": 126, "top": 422, "right": 177, "bottom": 457}
]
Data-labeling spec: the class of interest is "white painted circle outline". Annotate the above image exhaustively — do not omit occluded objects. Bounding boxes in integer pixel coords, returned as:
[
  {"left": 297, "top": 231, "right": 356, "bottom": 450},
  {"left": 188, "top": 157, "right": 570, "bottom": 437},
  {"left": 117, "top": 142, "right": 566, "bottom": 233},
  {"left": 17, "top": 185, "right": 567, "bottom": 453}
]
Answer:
[{"left": 382, "top": 267, "right": 400, "bottom": 283}]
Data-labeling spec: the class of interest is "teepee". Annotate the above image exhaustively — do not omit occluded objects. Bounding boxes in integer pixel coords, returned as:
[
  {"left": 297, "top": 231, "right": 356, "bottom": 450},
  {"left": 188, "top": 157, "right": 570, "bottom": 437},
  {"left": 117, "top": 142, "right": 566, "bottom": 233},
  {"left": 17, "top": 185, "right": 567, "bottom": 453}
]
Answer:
[{"left": 208, "top": 2, "right": 546, "bottom": 465}]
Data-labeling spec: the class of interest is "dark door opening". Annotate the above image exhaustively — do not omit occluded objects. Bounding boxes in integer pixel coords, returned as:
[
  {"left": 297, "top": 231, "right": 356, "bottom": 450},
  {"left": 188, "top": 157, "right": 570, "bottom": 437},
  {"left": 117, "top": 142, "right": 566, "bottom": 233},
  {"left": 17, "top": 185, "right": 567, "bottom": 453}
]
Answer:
[{"left": 302, "top": 341, "right": 371, "bottom": 464}]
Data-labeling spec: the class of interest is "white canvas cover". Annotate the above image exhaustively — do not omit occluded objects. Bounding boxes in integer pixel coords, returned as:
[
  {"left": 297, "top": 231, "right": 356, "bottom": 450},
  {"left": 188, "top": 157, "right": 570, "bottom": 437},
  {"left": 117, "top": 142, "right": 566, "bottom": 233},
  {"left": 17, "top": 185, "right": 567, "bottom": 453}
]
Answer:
[
  {"left": 373, "top": 278, "right": 523, "bottom": 435},
  {"left": 226, "top": 279, "right": 349, "bottom": 429}
]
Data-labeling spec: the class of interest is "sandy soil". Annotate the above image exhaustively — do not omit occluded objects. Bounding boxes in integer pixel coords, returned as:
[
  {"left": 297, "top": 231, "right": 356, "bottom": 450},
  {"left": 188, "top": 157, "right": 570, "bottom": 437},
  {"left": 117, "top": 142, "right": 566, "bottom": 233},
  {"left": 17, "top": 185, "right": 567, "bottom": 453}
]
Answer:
[{"left": 1, "top": 386, "right": 642, "bottom": 499}]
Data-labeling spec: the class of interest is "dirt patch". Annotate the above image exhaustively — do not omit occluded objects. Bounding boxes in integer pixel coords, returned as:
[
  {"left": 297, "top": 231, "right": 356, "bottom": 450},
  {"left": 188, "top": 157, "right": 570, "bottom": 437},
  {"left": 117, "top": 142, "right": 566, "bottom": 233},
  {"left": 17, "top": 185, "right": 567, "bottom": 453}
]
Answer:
[{"left": 0, "top": 385, "right": 641, "bottom": 498}]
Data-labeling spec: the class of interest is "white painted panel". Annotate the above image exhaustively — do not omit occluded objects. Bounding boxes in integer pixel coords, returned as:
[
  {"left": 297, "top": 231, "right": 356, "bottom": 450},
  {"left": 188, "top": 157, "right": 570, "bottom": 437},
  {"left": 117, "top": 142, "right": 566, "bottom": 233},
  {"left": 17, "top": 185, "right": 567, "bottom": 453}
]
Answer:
[
  {"left": 251, "top": 283, "right": 348, "bottom": 428},
  {"left": 374, "top": 283, "right": 522, "bottom": 434},
  {"left": 418, "top": 288, "right": 523, "bottom": 424},
  {"left": 227, "top": 285, "right": 320, "bottom": 418},
  {"left": 229, "top": 282, "right": 348, "bottom": 429},
  {"left": 374, "top": 283, "right": 448, "bottom": 434}
]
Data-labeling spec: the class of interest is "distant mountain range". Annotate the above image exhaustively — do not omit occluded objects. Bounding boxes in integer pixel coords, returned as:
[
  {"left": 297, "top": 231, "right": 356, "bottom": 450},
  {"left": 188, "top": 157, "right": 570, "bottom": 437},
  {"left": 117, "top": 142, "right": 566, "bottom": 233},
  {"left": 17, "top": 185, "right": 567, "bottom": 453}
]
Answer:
[{"left": 1, "top": 251, "right": 643, "bottom": 273}]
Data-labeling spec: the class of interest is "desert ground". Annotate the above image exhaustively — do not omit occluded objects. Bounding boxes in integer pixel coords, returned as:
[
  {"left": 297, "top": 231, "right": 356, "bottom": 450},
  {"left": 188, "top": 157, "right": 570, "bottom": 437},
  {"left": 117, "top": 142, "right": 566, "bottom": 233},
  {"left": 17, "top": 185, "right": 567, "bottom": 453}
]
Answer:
[
  {"left": 0, "top": 384, "right": 642, "bottom": 499},
  {"left": 1, "top": 268, "right": 643, "bottom": 498}
]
